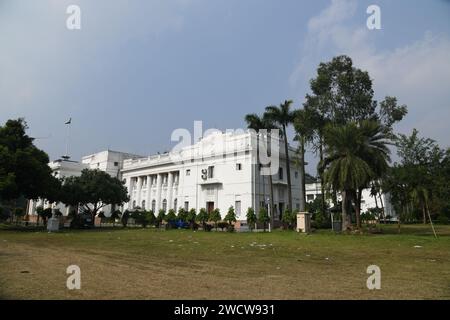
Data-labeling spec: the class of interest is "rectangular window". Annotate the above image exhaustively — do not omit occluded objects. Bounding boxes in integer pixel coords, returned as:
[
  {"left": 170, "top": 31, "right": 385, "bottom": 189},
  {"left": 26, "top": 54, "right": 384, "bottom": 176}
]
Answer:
[
  {"left": 236, "top": 163, "right": 242, "bottom": 171},
  {"left": 186, "top": 169, "right": 191, "bottom": 176},
  {"left": 279, "top": 167, "right": 283, "bottom": 180},
  {"left": 294, "top": 171, "right": 298, "bottom": 178},
  {"left": 307, "top": 194, "right": 314, "bottom": 201},
  {"left": 114, "top": 162, "right": 119, "bottom": 167},
  {"left": 235, "top": 201, "right": 241, "bottom": 217},
  {"left": 184, "top": 201, "right": 189, "bottom": 211},
  {"left": 208, "top": 166, "right": 214, "bottom": 179}
]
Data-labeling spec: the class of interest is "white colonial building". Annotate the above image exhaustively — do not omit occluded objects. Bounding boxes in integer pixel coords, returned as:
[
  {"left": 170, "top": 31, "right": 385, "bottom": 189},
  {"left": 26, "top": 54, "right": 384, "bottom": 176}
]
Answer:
[
  {"left": 305, "top": 181, "right": 396, "bottom": 217},
  {"left": 121, "top": 130, "right": 303, "bottom": 225},
  {"left": 28, "top": 131, "right": 304, "bottom": 226}
]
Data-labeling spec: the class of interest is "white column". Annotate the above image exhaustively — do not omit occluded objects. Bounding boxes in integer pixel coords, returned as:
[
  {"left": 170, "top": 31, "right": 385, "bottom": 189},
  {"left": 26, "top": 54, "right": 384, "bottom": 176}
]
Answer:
[
  {"left": 156, "top": 173, "right": 162, "bottom": 211},
  {"left": 146, "top": 175, "right": 152, "bottom": 211},
  {"left": 126, "top": 177, "right": 133, "bottom": 209},
  {"left": 136, "top": 176, "right": 143, "bottom": 208},
  {"left": 167, "top": 172, "right": 174, "bottom": 210}
]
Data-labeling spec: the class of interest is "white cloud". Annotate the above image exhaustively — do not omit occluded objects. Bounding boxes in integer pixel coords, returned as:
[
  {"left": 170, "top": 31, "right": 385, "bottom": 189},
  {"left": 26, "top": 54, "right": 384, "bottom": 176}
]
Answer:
[{"left": 291, "top": 0, "right": 450, "bottom": 146}]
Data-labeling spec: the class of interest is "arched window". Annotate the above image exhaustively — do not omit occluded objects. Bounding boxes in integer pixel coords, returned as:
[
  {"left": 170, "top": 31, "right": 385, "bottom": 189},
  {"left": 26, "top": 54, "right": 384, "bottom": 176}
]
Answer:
[
  {"left": 141, "top": 200, "right": 146, "bottom": 210},
  {"left": 162, "top": 199, "right": 167, "bottom": 212},
  {"left": 151, "top": 200, "right": 156, "bottom": 212},
  {"left": 174, "top": 198, "right": 178, "bottom": 211}
]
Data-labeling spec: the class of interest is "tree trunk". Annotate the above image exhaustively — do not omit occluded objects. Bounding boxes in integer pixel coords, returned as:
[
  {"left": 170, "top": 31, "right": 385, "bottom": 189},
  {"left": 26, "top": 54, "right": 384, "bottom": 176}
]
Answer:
[
  {"left": 379, "top": 192, "right": 385, "bottom": 221},
  {"left": 355, "top": 189, "right": 362, "bottom": 230},
  {"left": 267, "top": 131, "right": 275, "bottom": 226},
  {"left": 422, "top": 202, "right": 427, "bottom": 224},
  {"left": 342, "top": 190, "right": 349, "bottom": 231},
  {"left": 319, "top": 138, "right": 326, "bottom": 217},
  {"left": 299, "top": 136, "right": 306, "bottom": 212},
  {"left": 283, "top": 124, "right": 293, "bottom": 211}
]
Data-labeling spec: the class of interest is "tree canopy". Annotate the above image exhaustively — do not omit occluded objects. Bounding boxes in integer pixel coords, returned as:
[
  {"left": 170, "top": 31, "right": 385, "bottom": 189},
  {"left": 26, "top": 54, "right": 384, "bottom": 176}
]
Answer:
[
  {"left": 0, "top": 119, "right": 59, "bottom": 203},
  {"left": 60, "top": 169, "right": 129, "bottom": 219}
]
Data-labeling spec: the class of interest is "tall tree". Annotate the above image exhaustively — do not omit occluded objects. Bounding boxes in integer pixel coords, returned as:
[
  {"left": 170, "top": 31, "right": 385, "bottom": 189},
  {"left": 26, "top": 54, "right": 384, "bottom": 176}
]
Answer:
[
  {"left": 0, "top": 119, "right": 60, "bottom": 208},
  {"left": 60, "top": 169, "right": 129, "bottom": 225},
  {"left": 245, "top": 113, "right": 277, "bottom": 225},
  {"left": 265, "top": 100, "right": 296, "bottom": 211},
  {"left": 321, "top": 120, "right": 390, "bottom": 229},
  {"left": 293, "top": 107, "right": 316, "bottom": 212}
]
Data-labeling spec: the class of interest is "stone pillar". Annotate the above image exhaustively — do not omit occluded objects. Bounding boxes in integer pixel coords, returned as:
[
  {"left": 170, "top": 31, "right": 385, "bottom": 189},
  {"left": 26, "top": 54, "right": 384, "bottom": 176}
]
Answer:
[
  {"left": 146, "top": 175, "right": 152, "bottom": 211},
  {"left": 126, "top": 178, "right": 133, "bottom": 210},
  {"left": 136, "top": 176, "right": 143, "bottom": 208},
  {"left": 156, "top": 173, "right": 162, "bottom": 212},
  {"left": 167, "top": 172, "right": 174, "bottom": 210},
  {"left": 296, "top": 212, "right": 311, "bottom": 233}
]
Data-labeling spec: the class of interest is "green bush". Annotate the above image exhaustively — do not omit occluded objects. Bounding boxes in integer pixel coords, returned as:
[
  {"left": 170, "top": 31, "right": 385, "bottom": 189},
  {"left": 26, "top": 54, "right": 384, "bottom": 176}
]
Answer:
[
  {"left": 121, "top": 210, "right": 130, "bottom": 227},
  {"left": 156, "top": 209, "right": 165, "bottom": 228},
  {"left": 177, "top": 208, "right": 187, "bottom": 222},
  {"left": 217, "top": 221, "right": 229, "bottom": 231},
  {"left": 246, "top": 207, "right": 257, "bottom": 231},
  {"left": 281, "top": 209, "right": 295, "bottom": 230},
  {"left": 224, "top": 206, "right": 236, "bottom": 225},
  {"left": 258, "top": 207, "right": 270, "bottom": 231},
  {"left": 0, "top": 207, "right": 9, "bottom": 221},
  {"left": 209, "top": 208, "right": 221, "bottom": 231},
  {"left": 186, "top": 208, "right": 197, "bottom": 229},
  {"left": 196, "top": 208, "right": 209, "bottom": 231},
  {"left": 166, "top": 209, "right": 177, "bottom": 223},
  {"left": 109, "top": 210, "right": 121, "bottom": 226}
]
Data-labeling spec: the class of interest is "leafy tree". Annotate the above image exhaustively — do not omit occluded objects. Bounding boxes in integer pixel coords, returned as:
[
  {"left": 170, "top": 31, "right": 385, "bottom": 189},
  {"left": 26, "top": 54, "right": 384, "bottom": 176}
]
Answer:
[
  {"left": 97, "top": 211, "right": 106, "bottom": 223},
  {"left": 121, "top": 210, "right": 130, "bottom": 227},
  {"left": 0, "top": 206, "right": 9, "bottom": 221},
  {"left": 60, "top": 169, "right": 129, "bottom": 225},
  {"left": 224, "top": 206, "right": 236, "bottom": 225},
  {"left": 146, "top": 210, "right": 156, "bottom": 227},
  {"left": 177, "top": 208, "right": 188, "bottom": 222},
  {"left": 13, "top": 207, "right": 26, "bottom": 224},
  {"left": 0, "top": 119, "right": 61, "bottom": 210},
  {"left": 36, "top": 206, "right": 52, "bottom": 226},
  {"left": 165, "top": 209, "right": 177, "bottom": 227},
  {"left": 246, "top": 207, "right": 257, "bottom": 231},
  {"left": 131, "top": 210, "right": 153, "bottom": 228},
  {"left": 156, "top": 209, "right": 165, "bottom": 228},
  {"left": 209, "top": 208, "right": 221, "bottom": 231},
  {"left": 109, "top": 210, "right": 121, "bottom": 227},
  {"left": 304, "top": 56, "right": 407, "bottom": 226},
  {"left": 265, "top": 100, "right": 296, "bottom": 211},
  {"left": 186, "top": 208, "right": 197, "bottom": 229},
  {"left": 258, "top": 207, "right": 270, "bottom": 232},
  {"left": 281, "top": 209, "right": 295, "bottom": 230},
  {"left": 321, "top": 120, "right": 390, "bottom": 230},
  {"left": 196, "top": 208, "right": 209, "bottom": 231}
]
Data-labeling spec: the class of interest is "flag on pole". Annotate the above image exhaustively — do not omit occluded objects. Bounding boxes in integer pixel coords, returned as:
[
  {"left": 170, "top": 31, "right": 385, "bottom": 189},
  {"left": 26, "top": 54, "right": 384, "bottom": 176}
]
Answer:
[{"left": 65, "top": 118, "right": 72, "bottom": 125}]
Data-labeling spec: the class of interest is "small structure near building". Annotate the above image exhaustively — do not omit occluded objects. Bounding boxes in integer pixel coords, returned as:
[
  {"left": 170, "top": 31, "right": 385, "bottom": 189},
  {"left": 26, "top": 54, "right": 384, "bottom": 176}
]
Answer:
[
  {"left": 296, "top": 212, "right": 311, "bottom": 233},
  {"left": 47, "top": 209, "right": 60, "bottom": 232}
]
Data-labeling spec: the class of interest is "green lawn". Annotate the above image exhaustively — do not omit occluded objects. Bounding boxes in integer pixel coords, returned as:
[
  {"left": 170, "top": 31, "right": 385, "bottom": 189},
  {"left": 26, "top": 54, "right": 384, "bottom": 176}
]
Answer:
[{"left": 0, "top": 224, "right": 449, "bottom": 300}]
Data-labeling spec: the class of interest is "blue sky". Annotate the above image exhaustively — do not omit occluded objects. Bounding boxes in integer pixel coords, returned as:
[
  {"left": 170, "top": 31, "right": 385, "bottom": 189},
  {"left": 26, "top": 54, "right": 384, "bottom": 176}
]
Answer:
[{"left": 1, "top": 0, "right": 450, "bottom": 174}]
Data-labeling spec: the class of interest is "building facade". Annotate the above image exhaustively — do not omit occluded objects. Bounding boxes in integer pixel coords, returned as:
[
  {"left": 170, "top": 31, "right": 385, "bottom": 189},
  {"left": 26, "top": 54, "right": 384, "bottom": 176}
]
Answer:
[
  {"left": 305, "top": 181, "right": 396, "bottom": 217},
  {"left": 28, "top": 131, "right": 304, "bottom": 226},
  {"left": 121, "top": 131, "right": 303, "bottom": 225}
]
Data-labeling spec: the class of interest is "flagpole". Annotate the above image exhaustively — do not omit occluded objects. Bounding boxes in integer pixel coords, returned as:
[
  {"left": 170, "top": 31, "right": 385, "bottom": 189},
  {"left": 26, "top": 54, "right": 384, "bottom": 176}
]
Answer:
[{"left": 64, "top": 118, "right": 71, "bottom": 160}]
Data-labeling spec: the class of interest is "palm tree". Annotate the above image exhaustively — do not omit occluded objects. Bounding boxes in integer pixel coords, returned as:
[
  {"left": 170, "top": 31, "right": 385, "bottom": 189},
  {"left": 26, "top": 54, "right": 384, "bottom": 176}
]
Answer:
[
  {"left": 293, "top": 108, "right": 316, "bottom": 212},
  {"left": 245, "top": 113, "right": 276, "bottom": 226},
  {"left": 321, "top": 120, "right": 390, "bottom": 230},
  {"left": 265, "top": 100, "right": 296, "bottom": 211}
]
